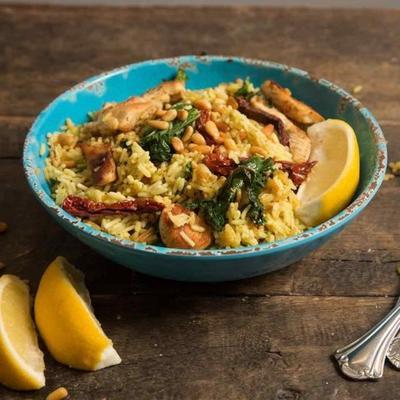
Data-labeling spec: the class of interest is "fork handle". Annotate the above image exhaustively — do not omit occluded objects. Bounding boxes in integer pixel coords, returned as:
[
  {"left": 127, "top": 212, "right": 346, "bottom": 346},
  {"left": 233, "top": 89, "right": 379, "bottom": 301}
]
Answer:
[{"left": 334, "top": 302, "right": 400, "bottom": 379}]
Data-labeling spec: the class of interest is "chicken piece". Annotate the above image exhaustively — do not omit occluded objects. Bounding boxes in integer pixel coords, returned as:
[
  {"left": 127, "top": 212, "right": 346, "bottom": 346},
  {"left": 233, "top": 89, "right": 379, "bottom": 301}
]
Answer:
[
  {"left": 251, "top": 97, "right": 311, "bottom": 163},
  {"left": 80, "top": 142, "right": 117, "bottom": 186},
  {"left": 84, "top": 80, "right": 185, "bottom": 136},
  {"left": 236, "top": 97, "right": 288, "bottom": 146},
  {"left": 261, "top": 80, "right": 324, "bottom": 125},
  {"left": 159, "top": 204, "right": 212, "bottom": 250}
]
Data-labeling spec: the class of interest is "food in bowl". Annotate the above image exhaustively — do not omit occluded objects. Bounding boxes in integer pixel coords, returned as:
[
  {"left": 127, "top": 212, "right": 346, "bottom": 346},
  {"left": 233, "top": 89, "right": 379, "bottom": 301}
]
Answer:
[{"left": 43, "top": 69, "right": 359, "bottom": 250}]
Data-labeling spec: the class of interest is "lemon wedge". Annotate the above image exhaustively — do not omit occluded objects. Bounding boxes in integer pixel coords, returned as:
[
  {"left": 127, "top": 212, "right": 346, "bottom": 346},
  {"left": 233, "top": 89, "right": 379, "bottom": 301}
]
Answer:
[
  {"left": 296, "top": 119, "right": 360, "bottom": 226},
  {"left": 0, "top": 275, "right": 45, "bottom": 390},
  {"left": 34, "top": 257, "right": 121, "bottom": 371}
]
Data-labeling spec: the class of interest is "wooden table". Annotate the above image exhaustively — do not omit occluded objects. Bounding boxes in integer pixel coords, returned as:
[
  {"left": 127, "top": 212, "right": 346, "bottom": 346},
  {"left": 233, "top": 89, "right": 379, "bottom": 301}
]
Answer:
[{"left": 1, "top": 5, "right": 399, "bottom": 399}]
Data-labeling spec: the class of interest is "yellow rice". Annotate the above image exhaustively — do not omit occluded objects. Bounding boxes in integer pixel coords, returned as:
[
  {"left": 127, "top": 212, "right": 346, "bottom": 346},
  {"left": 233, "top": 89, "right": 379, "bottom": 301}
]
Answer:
[{"left": 44, "top": 81, "right": 305, "bottom": 248}]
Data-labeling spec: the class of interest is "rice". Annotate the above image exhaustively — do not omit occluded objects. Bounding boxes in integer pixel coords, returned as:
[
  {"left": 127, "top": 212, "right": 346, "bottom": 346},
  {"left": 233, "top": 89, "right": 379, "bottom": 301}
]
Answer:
[{"left": 44, "top": 79, "right": 306, "bottom": 248}]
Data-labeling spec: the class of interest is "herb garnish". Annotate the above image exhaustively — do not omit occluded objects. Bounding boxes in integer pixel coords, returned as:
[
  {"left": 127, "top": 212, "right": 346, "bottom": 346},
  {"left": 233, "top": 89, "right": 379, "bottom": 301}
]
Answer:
[
  {"left": 234, "top": 78, "right": 258, "bottom": 100},
  {"left": 187, "top": 156, "right": 274, "bottom": 231}
]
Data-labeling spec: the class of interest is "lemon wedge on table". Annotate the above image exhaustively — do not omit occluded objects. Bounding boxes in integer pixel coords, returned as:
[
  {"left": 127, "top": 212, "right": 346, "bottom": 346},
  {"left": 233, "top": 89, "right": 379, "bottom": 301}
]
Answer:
[
  {"left": 296, "top": 119, "right": 360, "bottom": 227},
  {"left": 34, "top": 256, "right": 121, "bottom": 371},
  {"left": 0, "top": 275, "right": 45, "bottom": 390}
]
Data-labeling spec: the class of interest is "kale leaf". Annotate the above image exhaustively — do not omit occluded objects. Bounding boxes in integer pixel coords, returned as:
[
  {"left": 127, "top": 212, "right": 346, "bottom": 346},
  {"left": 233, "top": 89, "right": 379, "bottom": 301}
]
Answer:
[
  {"left": 187, "top": 156, "right": 274, "bottom": 231},
  {"left": 183, "top": 162, "right": 193, "bottom": 180},
  {"left": 141, "top": 107, "right": 200, "bottom": 163}
]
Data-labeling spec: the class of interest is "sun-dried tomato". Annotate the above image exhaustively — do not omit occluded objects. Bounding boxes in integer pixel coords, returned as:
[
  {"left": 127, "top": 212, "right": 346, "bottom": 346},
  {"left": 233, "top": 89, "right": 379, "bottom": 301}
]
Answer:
[
  {"left": 62, "top": 195, "right": 164, "bottom": 218},
  {"left": 204, "top": 152, "right": 237, "bottom": 176},
  {"left": 278, "top": 160, "right": 317, "bottom": 186},
  {"left": 236, "top": 97, "right": 289, "bottom": 146}
]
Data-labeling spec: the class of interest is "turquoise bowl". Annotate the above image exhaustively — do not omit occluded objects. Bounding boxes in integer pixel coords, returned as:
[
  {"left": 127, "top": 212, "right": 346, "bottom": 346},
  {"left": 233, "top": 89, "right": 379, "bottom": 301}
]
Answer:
[{"left": 23, "top": 56, "right": 387, "bottom": 282}]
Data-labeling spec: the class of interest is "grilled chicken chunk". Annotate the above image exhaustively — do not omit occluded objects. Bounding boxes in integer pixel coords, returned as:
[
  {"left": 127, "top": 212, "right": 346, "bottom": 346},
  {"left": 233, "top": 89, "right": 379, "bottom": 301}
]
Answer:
[
  {"left": 84, "top": 80, "right": 185, "bottom": 136},
  {"left": 80, "top": 142, "right": 117, "bottom": 186},
  {"left": 261, "top": 80, "right": 324, "bottom": 125},
  {"left": 159, "top": 204, "right": 212, "bottom": 250},
  {"left": 251, "top": 97, "right": 311, "bottom": 163}
]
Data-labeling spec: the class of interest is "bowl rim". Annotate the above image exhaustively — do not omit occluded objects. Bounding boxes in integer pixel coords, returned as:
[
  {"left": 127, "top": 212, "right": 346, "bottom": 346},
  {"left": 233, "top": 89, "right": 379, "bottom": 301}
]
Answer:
[{"left": 23, "top": 55, "right": 387, "bottom": 258}]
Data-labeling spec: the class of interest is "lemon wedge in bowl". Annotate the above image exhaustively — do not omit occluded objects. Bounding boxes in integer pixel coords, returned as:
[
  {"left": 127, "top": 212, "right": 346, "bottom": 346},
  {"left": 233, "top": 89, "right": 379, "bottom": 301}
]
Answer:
[
  {"left": 0, "top": 275, "right": 45, "bottom": 390},
  {"left": 34, "top": 256, "right": 121, "bottom": 371},
  {"left": 296, "top": 119, "right": 360, "bottom": 227}
]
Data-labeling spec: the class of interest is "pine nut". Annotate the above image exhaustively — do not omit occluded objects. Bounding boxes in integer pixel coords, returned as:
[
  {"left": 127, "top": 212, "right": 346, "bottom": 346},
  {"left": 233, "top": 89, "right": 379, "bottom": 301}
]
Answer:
[
  {"left": 205, "top": 120, "right": 220, "bottom": 141},
  {"left": 263, "top": 124, "right": 274, "bottom": 136},
  {"left": 210, "top": 112, "right": 220, "bottom": 122},
  {"left": 194, "top": 98, "right": 212, "bottom": 111},
  {"left": 148, "top": 120, "right": 170, "bottom": 130},
  {"left": 182, "top": 126, "right": 194, "bottom": 142},
  {"left": 188, "top": 144, "right": 212, "bottom": 154},
  {"left": 177, "top": 109, "right": 189, "bottom": 121},
  {"left": 227, "top": 96, "right": 238, "bottom": 109},
  {"left": 171, "top": 137, "right": 184, "bottom": 153},
  {"left": 191, "top": 132, "right": 206, "bottom": 145},
  {"left": 250, "top": 146, "right": 269, "bottom": 157},
  {"left": 224, "top": 138, "right": 237, "bottom": 151},
  {"left": 216, "top": 121, "right": 229, "bottom": 132},
  {"left": 216, "top": 132, "right": 226, "bottom": 144},
  {"left": 0, "top": 222, "right": 7, "bottom": 233},
  {"left": 212, "top": 103, "right": 225, "bottom": 113},
  {"left": 162, "top": 109, "right": 178, "bottom": 122},
  {"left": 239, "top": 131, "right": 247, "bottom": 140},
  {"left": 155, "top": 109, "right": 167, "bottom": 117},
  {"left": 46, "top": 387, "right": 69, "bottom": 400}
]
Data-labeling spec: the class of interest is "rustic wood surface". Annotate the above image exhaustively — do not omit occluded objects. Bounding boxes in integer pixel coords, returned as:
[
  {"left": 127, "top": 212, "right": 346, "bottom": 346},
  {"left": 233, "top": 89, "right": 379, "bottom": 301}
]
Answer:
[{"left": 0, "top": 5, "right": 399, "bottom": 400}]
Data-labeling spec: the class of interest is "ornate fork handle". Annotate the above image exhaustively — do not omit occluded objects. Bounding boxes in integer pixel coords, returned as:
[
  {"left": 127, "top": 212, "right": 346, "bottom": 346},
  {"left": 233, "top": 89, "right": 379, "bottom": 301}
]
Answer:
[{"left": 334, "top": 302, "right": 400, "bottom": 380}]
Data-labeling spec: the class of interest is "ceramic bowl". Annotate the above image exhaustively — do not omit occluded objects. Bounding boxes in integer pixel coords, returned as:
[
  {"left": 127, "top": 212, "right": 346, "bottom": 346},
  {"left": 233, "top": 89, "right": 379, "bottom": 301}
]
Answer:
[{"left": 23, "top": 56, "right": 387, "bottom": 282}]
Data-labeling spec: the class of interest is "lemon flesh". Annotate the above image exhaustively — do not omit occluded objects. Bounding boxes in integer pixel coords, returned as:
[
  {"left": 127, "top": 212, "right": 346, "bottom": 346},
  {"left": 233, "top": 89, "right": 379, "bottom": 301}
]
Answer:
[
  {"left": 34, "top": 257, "right": 121, "bottom": 371},
  {"left": 296, "top": 119, "right": 360, "bottom": 226},
  {"left": 0, "top": 275, "right": 45, "bottom": 390}
]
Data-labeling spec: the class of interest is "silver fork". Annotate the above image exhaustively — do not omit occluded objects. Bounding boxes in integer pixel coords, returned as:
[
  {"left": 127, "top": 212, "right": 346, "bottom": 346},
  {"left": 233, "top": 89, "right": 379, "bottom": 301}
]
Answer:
[{"left": 334, "top": 298, "right": 400, "bottom": 380}]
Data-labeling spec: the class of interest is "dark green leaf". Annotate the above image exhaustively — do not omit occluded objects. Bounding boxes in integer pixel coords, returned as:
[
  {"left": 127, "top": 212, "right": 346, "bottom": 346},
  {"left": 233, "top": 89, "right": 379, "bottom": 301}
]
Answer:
[
  {"left": 48, "top": 178, "right": 57, "bottom": 189},
  {"left": 234, "top": 78, "right": 258, "bottom": 100},
  {"left": 187, "top": 156, "right": 274, "bottom": 231},
  {"left": 183, "top": 162, "right": 193, "bottom": 180},
  {"left": 119, "top": 139, "right": 133, "bottom": 156},
  {"left": 141, "top": 108, "right": 200, "bottom": 163}
]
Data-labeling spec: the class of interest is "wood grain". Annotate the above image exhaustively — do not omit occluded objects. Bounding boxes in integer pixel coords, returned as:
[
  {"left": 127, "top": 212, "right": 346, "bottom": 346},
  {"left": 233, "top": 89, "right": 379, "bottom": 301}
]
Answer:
[
  {"left": 0, "top": 6, "right": 399, "bottom": 120},
  {"left": 0, "top": 4, "right": 400, "bottom": 400},
  {"left": 0, "top": 295, "right": 398, "bottom": 400}
]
